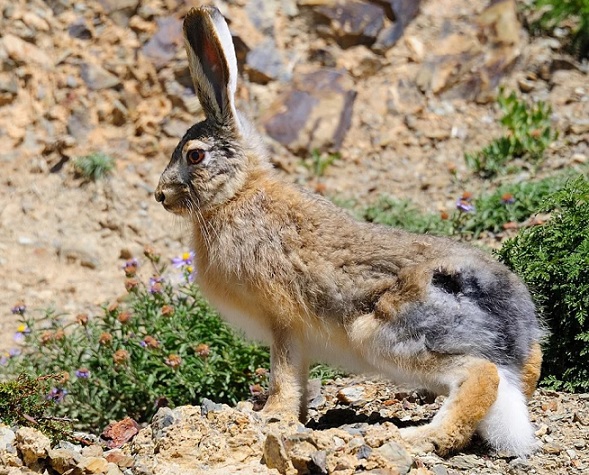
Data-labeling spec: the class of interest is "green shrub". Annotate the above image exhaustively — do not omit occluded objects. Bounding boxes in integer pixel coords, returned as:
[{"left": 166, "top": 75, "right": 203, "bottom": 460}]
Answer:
[
  {"left": 73, "top": 152, "right": 115, "bottom": 181},
  {"left": 498, "top": 175, "right": 589, "bottom": 392},
  {"left": 527, "top": 0, "right": 589, "bottom": 58},
  {"left": 465, "top": 90, "right": 556, "bottom": 178},
  {"left": 4, "top": 249, "right": 269, "bottom": 431},
  {"left": 459, "top": 173, "right": 576, "bottom": 237},
  {"left": 361, "top": 172, "right": 578, "bottom": 239},
  {"left": 0, "top": 374, "right": 73, "bottom": 442}
]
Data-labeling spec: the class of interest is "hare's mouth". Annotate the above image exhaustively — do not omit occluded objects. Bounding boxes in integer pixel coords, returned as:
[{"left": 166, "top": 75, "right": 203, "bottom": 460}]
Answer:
[{"left": 162, "top": 202, "right": 190, "bottom": 216}]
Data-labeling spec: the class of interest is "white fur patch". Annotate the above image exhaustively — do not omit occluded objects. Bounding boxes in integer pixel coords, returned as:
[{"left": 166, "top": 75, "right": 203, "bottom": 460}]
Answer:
[{"left": 477, "top": 367, "right": 538, "bottom": 457}]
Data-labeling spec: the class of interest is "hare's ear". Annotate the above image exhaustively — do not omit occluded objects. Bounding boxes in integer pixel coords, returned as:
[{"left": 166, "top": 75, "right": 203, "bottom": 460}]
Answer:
[{"left": 183, "top": 6, "right": 240, "bottom": 131}]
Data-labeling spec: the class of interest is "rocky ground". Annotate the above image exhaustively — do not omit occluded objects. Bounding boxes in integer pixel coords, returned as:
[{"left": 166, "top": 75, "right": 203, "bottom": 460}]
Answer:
[
  {"left": 1, "top": 379, "right": 589, "bottom": 474},
  {"left": 1, "top": 0, "right": 588, "bottom": 473}
]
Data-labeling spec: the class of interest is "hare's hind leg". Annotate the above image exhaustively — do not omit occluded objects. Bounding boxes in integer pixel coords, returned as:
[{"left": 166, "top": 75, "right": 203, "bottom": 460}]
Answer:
[
  {"left": 400, "top": 357, "right": 500, "bottom": 455},
  {"left": 521, "top": 342, "right": 542, "bottom": 400}
]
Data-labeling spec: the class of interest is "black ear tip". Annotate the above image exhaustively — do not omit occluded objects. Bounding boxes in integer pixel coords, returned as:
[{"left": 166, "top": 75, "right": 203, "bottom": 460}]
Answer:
[
  {"left": 183, "top": 6, "right": 223, "bottom": 38},
  {"left": 184, "top": 5, "right": 222, "bottom": 27}
]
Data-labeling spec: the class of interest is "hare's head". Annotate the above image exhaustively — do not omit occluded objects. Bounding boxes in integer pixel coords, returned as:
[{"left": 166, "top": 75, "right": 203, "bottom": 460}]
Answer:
[{"left": 155, "top": 6, "right": 259, "bottom": 215}]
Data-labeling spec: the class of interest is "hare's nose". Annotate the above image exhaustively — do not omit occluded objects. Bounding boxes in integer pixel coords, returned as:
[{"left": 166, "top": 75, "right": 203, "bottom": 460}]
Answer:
[{"left": 155, "top": 190, "right": 165, "bottom": 203}]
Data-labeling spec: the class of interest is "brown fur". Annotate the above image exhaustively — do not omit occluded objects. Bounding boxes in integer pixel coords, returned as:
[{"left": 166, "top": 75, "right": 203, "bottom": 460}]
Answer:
[
  {"left": 400, "top": 358, "right": 500, "bottom": 455},
  {"left": 521, "top": 342, "right": 543, "bottom": 400}
]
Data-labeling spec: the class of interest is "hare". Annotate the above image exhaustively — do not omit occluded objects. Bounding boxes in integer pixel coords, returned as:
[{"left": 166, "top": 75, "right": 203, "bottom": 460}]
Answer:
[{"left": 155, "top": 6, "right": 544, "bottom": 457}]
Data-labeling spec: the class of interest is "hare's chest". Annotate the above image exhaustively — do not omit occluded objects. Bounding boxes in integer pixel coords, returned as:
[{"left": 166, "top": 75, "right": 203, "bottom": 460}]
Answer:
[{"left": 195, "top": 270, "right": 273, "bottom": 344}]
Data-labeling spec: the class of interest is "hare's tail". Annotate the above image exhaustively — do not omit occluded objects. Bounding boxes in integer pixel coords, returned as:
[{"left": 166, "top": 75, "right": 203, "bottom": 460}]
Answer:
[{"left": 477, "top": 367, "right": 537, "bottom": 457}]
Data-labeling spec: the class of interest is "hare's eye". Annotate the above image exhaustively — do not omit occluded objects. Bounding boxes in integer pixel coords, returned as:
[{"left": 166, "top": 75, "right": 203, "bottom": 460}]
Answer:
[{"left": 187, "top": 149, "right": 206, "bottom": 165}]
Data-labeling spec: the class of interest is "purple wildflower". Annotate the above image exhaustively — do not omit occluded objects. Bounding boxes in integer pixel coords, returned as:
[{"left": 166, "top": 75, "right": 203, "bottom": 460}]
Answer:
[
  {"left": 149, "top": 276, "right": 164, "bottom": 294},
  {"left": 46, "top": 387, "right": 68, "bottom": 403},
  {"left": 501, "top": 192, "right": 516, "bottom": 205},
  {"left": 123, "top": 258, "right": 139, "bottom": 277},
  {"left": 11, "top": 304, "right": 26, "bottom": 315},
  {"left": 1, "top": 349, "right": 21, "bottom": 365},
  {"left": 172, "top": 251, "right": 195, "bottom": 268},
  {"left": 13, "top": 324, "right": 30, "bottom": 343},
  {"left": 456, "top": 199, "right": 475, "bottom": 213},
  {"left": 75, "top": 368, "right": 90, "bottom": 379}
]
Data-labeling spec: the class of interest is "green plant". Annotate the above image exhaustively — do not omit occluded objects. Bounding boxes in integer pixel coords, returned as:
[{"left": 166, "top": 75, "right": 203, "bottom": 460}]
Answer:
[
  {"left": 465, "top": 90, "right": 556, "bottom": 178},
  {"left": 363, "top": 197, "right": 451, "bottom": 235},
  {"left": 304, "top": 150, "right": 340, "bottom": 177},
  {"left": 360, "top": 170, "right": 583, "bottom": 240},
  {"left": 73, "top": 152, "right": 115, "bottom": 181},
  {"left": 4, "top": 249, "right": 270, "bottom": 431},
  {"left": 498, "top": 175, "right": 589, "bottom": 392},
  {"left": 0, "top": 374, "right": 73, "bottom": 442},
  {"left": 459, "top": 172, "right": 577, "bottom": 237},
  {"left": 527, "top": 0, "right": 589, "bottom": 58}
]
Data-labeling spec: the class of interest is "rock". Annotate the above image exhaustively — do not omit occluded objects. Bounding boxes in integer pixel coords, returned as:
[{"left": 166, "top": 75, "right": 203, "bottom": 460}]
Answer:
[
  {"left": 314, "top": 0, "right": 385, "bottom": 49},
  {"left": 0, "top": 72, "right": 18, "bottom": 106},
  {"left": 431, "top": 465, "right": 449, "bottom": 475},
  {"left": 141, "top": 16, "right": 183, "bottom": 70},
  {"left": 262, "top": 68, "right": 356, "bottom": 154},
  {"left": 336, "top": 45, "right": 382, "bottom": 79},
  {"left": 81, "top": 445, "right": 104, "bottom": 458},
  {"left": 374, "top": 442, "right": 413, "bottom": 474},
  {"left": 68, "top": 18, "right": 93, "bottom": 40},
  {"left": 101, "top": 417, "right": 140, "bottom": 449},
  {"left": 337, "top": 384, "right": 377, "bottom": 406},
  {"left": 263, "top": 432, "right": 295, "bottom": 474},
  {"left": 162, "top": 118, "right": 190, "bottom": 138},
  {"left": 97, "top": 0, "right": 140, "bottom": 26},
  {"left": 67, "top": 107, "right": 95, "bottom": 141},
  {"left": 448, "top": 454, "right": 486, "bottom": 470},
  {"left": 78, "top": 456, "right": 109, "bottom": 474},
  {"left": 48, "top": 448, "right": 82, "bottom": 474},
  {"left": 200, "top": 398, "right": 226, "bottom": 416},
  {"left": 105, "top": 462, "right": 124, "bottom": 475},
  {"left": 416, "top": 0, "right": 521, "bottom": 101},
  {"left": 128, "top": 401, "right": 411, "bottom": 474},
  {"left": 0, "top": 426, "right": 16, "bottom": 453},
  {"left": 59, "top": 242, "right": 100, "bottom": 269},
  {"left": 518, "top": 78, "right": 535, "bottom": 92},
  {"left": 14, "top": 428, "right": 50, "bottom": 469},
  {"left": 245, "top": 39, "right": 291, "bottom": 84},
  {"left": 1, "top": 33, "right": 53, "bottom": 69},
  {"left": 374, "top": 0, "right": 423, "bottom": 52},
  {"left": 150, "top": 407, "right": 176, "bottom": 440},
  {"left": 104, "top": 449, "right": 135, "bottom": 468},
  {"left": 80, "top": 62, "right": 121, "bottom": 91},
  {"left": 246, "top": 0, "right": 278, "bottom": 36},
  {"left": 542, "top": 442, "right": 563, "bottom": 454},
  {"left": 570, "top": 119, "right": 589, "bottom": 135}
]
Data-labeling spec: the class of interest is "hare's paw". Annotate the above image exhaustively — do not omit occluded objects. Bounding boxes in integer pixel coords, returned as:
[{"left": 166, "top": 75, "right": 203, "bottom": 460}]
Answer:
[
  {"left": 399, "top": 425, "right": 438, "bottom": 454},
  {"left": 259, "top": 402, "right": 299, "bottom": 424},
  {"left": 400, "top": 423, "right": 473, "bottom": 455}
]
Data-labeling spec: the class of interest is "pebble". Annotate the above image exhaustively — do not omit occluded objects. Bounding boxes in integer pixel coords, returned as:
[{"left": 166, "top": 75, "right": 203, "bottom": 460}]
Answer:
[
  {"left": 542, "top": 442, "right": 563, "bottom": 454},
  {"left": 573, "top": 439, "right": 587, "bottom": 449},
  {"left": 0, "top": 425, "right": 16, "bottom": 453},
  {"left": 80, "top": 62, "right": 121, "bottom": 91},
  {"left": 431, "top": 465, "right": 449, "bottom": 475}
]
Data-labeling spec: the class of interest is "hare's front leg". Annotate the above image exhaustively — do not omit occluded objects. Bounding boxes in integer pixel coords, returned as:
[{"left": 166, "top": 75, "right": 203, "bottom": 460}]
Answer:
[{"left": 262, "top": 327, "right": 309, "bottom": 422}]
